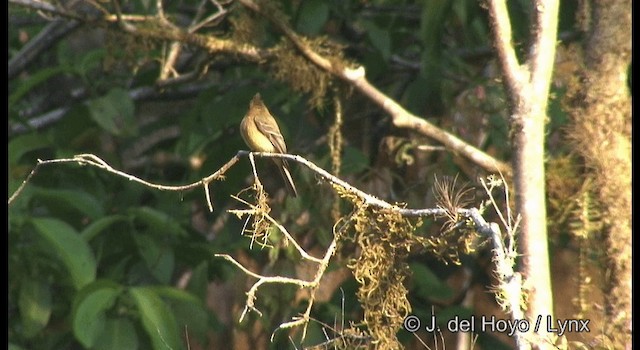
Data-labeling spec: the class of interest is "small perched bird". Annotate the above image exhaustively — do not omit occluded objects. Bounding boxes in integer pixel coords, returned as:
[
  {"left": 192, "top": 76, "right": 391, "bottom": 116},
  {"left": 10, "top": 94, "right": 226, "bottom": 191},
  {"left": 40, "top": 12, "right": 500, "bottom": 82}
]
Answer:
[{"left": 240, "top": 93, "right": 298, "bottom": 197}]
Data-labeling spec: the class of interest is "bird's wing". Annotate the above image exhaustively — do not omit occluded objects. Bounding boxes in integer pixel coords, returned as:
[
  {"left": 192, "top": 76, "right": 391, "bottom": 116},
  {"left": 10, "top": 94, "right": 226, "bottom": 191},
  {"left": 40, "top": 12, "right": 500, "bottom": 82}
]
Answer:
[{"left": 254, "top": 117, "right": 288, "bottom": 154}]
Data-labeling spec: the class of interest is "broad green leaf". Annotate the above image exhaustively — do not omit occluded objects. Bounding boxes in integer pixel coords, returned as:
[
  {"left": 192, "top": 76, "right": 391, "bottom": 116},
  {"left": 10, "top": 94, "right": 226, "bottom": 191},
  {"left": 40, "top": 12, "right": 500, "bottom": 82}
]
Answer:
[
  {"left": 420, "top": 0, "right": 449, "bottom": 49},
  {"left": 129, "top": 207, "right": 187, "bottom": 237},
  {"left": 432, "top": 305, "right": 472, "bottom": 324},
  {"left": 187, "top": 262, "right": 208, "bottom": 301},
  {"left": 133, "top": 234, "right": 175, "bottom": 284},
  {"left": 32, "top": 187, "right": 104, "bottom": 220},
  {"left": 8, "top": 134, "right": 51, "bottom": 165},
  {"left": 129, "top": 287, "right": 183, "bottom": 350},
  {"left": 409, "top": 262, "right": 453, "bottom": 300},
  {"left": 94, "top": 318, "right": 139, "bottom": 350},
  {"left": 153, "top": 286, "right": 203, "bottom": 305},
  {"left": 80, "top": 215, "right": 127, "bottom": 241},
  {"left": 341, "top": 146, "right": 369, "bottom": 175},
  {"left": 31, "top": 218, "right": 97, "bottom": 289},
  {"left": 18, "top": 278, "right": 52, "bottom": 338},
  {"left": 9, "top": 66, "right": 68, "bottom": 107},
  {"left": 296, "top": 0, "right": 329, "bottom": 35},
  {"left": 153, "top": 286, "right": 218, "bottom": 341},
  {"left": 72, "top": 282, "right": 122, "bottom": 348},
  {"left": 85, "top": 88, "right": 137, "bottom": 137},
  {"left": 403, "top": 75, "right": 432, "bottom": 115},
  {"left": 362, "top": 20, "right": 391, "bottom": 60},
  {"left": 8, "top": 344, "right": 27, "bottom": 350},
  {"left": 78, "top": 48, "right": 107, "bottom": 78}
]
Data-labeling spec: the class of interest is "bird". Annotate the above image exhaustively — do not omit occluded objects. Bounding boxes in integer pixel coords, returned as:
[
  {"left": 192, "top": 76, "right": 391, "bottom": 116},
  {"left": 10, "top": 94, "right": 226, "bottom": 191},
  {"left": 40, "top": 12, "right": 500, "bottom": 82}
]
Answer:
[{"left": 240, "top": 93, "right": 298, "bottom": 197}]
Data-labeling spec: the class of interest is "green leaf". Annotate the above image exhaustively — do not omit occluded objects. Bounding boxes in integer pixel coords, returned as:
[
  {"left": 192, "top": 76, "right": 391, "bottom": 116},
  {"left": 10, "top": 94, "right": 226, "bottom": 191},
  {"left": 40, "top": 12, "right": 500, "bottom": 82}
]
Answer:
[
  {"left": 403, "top": 75, "right": 432, "bottom": 115},
  {"left": 296, "top": 0, "right": 329, "bottom": 35},
  {"left": 420, "top": 0, "right": 449, "bottom": 49},
  {"left": 80, "top": 215, "right": 128, "bottom": 241},
  {"left": 153, "top": 286, "right": 202, "bottom": 305},
  {"left": 153, "top": 286, "right": 220, "bottom": 341},
  {"left": 341, "top": 146, "right": 369, "bottom": 175},
  {"left": 85, "top": 88, "right": 137, "bottom": 137},
  {"left": 78, "top": 48, "right": 107, "bottom": 78},
  {"left": 72, "top": 281, "right": 122, "bottom": 348},
  {"left": 432, "top": 305, "right": 472, "bottom": 324},
  {"left": 187, "top": 262, "right": 208, "bottom": 301},
  {"left": 8, "top": 134, "right": 51, "bottom": 165},
  {"left": 18, "top": 278, "right": 52, "bottom": 338},
  {"left": 94, "top": 318, "right": 139, "bottom": 350},
  {"left": 31, "top": 218, "right": 97, "bottom": 289},
  {"left": 129, "top": 207, "right": 187, "bottom": 237},
  {"left": 32, "top": 187, "right": 105, "bottom": 220},
  {"left": 8, "top": 344, "right": 28, "bottom": 350},
  {"left": 362, "top": 20, "right": 391, "bottom": 60},
  {"left": 133, "top": 234, "right": 175, "bottom": 284},
  {"left": 129, "top": 287, "right": 183, "bottom": 350},
  {"left": 9, "top": 66, "right": 68, "bottom": 107},
  {"left": 409, "top": 262, "right": 453, "bottom": 300}
]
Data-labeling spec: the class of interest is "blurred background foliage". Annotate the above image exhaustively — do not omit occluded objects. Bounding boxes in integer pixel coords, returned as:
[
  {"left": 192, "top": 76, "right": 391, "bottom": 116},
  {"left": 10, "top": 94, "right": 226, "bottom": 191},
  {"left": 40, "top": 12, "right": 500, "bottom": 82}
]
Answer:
[{"left": 9, "top": 0, "right": 582, "bottom": 349}]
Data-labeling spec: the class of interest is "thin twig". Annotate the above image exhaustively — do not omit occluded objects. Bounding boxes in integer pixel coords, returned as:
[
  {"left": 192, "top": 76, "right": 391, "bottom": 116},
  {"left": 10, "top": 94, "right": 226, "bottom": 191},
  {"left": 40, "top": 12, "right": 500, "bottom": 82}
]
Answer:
[{"left": 229, "top": 195, "right": 322, "bottom": 263}]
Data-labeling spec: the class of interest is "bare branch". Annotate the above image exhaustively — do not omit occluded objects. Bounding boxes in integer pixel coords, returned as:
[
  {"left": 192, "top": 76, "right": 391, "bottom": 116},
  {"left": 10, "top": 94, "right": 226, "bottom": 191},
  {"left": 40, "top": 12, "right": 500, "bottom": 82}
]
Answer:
[
  {"left": 528, "top": 0, "right": 560, "bottom": 96},
  {"left": 485, "top": 0, "right": 526, "bottom": 98},
  {"left": 236, "top": 0, "right": 511, "bottom": 176},
  {"left": 10, "top": 0, "right": 264, "bottom": 61},
  {"left": 8, "top": 153, "right": 240, "bottom": 211},
  {"left": 229, "top": 196, "right": 323, "bottom": 264},
  {"left": 10, "top": 0, "right": 509, "bottom": 175},
  {"left": 8, "top": 19, "right": 80, "bottom": 79},
  {"left": 9, "top": 150, "right": 519, "bottom": 346}
]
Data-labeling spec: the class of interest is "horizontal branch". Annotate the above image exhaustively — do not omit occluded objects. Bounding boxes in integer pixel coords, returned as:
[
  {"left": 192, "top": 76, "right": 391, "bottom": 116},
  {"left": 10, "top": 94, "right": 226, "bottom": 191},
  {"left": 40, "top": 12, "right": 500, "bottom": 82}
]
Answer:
[
  {"left": 10, "top": 0, "right": 265, "bottom": 61},
  {"left": 10, "top": 81, "right": 219, "bottom": 135},
  {"left": 10, "top": 151, "right": 485, "bottom": 222},
  {"left": 9, "top": 150, "right": 517, "bottom": 343},
  {"left": 244, "top": 151, "right": 472, "bottom": 218}
]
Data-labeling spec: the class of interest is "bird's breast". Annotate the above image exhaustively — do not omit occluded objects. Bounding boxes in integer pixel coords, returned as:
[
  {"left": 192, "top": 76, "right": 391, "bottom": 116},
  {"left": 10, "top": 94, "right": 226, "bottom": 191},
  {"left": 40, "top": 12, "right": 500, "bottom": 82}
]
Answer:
[{"left": 241, "top": 116, "right": 277, "bottom": 153}]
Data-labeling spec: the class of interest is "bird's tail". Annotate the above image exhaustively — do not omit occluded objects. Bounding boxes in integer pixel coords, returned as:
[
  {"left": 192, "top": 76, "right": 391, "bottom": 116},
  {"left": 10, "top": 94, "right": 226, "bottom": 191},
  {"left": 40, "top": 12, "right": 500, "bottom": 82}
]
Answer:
[{"left": 275, "top": 159, "right": 298, "bottom": 198}]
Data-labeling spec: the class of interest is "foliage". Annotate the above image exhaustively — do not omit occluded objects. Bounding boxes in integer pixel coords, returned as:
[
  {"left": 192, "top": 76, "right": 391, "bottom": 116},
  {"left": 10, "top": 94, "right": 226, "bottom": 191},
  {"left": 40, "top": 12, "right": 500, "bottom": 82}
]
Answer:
[{"left": 9, "top": 0, "right": 624, "bottom": 349}]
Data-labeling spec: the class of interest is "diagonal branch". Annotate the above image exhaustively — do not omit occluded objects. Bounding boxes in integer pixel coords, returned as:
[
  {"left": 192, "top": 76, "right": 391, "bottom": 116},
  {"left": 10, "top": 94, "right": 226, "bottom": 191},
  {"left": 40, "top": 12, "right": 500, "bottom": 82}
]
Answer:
[
  {"left": 528, "top": 0, "right": 560, "bottom": 97},
  {"left": 485, "top": 0, "right": 526, "bottom": 99},
  {"left": 236, "top": 0, "right": 511, "bottom": 176},
  {"left": 11, "top": 0, "right": 511, "bottom": 175}
]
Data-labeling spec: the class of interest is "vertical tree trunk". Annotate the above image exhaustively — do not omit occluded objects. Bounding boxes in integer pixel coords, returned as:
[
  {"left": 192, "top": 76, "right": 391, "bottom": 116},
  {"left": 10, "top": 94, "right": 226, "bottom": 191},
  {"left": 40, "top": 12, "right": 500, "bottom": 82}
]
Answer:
[
  {"left": 487, "top": 1, "right": 559, "bottom": 348},
  {"left": 512, "top": 102, "right": 554, "bottom": 348}
]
